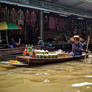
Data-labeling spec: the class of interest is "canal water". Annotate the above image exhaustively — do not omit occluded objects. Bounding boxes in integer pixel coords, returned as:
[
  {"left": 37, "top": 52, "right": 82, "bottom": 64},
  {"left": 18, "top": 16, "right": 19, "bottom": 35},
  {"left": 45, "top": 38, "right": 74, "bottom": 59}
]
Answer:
[{"left": 0, "top": 58, "right": 92, "bottom": 92}]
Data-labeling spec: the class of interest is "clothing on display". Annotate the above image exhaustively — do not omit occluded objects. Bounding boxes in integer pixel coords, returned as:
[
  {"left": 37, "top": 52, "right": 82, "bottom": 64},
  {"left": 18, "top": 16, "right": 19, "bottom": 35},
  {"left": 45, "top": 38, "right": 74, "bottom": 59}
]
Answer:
[
  {"left": 18, "top": 9, "right": 24, "bottom": 26},
  {"left": 0, "top": 7, "right": 5, "bottom": 21},
  {"left": 10, "top": 8, "right": 18, "bottom": 24},
  {"left": 4, "top": 7, "right": 10, "bottom": 22},
  {"left": 30, "top": 11, "right": 37, "bottom": 27},
  {"left": 25, "top": 9, "right": 31, "bottom": 25},
  {"left": 49, "top": 16, "right": 56, "bottom": 30}
]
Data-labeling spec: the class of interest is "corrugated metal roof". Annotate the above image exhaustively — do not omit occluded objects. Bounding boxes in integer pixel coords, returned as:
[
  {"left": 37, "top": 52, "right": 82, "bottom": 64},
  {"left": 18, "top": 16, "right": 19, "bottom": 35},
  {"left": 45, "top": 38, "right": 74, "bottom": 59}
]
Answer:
[{"left": 0, "top": 0, "right": 92, "bottom": 18}]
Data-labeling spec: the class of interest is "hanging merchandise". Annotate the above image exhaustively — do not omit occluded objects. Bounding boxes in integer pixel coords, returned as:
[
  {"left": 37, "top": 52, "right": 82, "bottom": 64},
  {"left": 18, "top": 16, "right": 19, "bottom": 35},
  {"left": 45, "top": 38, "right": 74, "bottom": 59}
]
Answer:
[
  {"left": 25, "top": 9, "right": 31, "bottom": 26},
  {"left": 35, "top": 26, "right": 39, "bottom": 34},
  {"left": 56, "top": 17, "right": 60, "bottom": 31},
  {"left": 49, "top": 16, "right": 56, "bottom": 30},
  {"left": 10, "top": 8, "right": 18, "bottom": 24},
  {"left": 71, "top": 20, "right": 74, "bottom": 29},
  {"left": 0, "top": 7, "right": 5, "bottom": 21},
  {"left": 59, "top": 18, "right": 66, "bottom": 30},
  {"left": 25, "top": 9, "right": 32, "bottom": 44},
  {"left": 44, "top": 15, "right": 49, "bottom": 31},
  {"left": 30, "top": 11, "right": 37, "bottom": 27},
  {"left": 18, "top": 9, "right": 24, "bottom": 26},
  {"left": 4, "top": 7, "right": 10, "bottom": 22}
]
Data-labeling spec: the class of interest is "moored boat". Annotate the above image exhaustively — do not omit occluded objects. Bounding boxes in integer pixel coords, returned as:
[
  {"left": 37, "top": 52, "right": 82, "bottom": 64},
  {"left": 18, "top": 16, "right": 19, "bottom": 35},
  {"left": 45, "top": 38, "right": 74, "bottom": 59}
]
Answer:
[{"left": 0, "top": 47, "right": 24, "bottom": 55}]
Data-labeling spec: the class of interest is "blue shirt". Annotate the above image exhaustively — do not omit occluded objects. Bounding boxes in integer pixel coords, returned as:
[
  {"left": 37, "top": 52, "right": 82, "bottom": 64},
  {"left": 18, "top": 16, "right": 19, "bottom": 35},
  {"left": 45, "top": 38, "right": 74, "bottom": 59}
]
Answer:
[
  {"left": 48, "top": 43, "right": 52, "bottom": 47},
  {"left": 38, "top": 40, "right": 44, "bottom": 49},
  {"left": 72, "top": 42, "right": 86, "bottom": 56},
  {"left": 10, "top": 41, "right": 17, "bottom": 48}
]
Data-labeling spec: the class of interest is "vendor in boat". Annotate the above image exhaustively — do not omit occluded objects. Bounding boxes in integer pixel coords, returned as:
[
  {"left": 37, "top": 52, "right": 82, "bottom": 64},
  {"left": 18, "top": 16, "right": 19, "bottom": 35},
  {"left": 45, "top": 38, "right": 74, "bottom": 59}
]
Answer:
[
  {"left": 10, "top": 37, "right": 21, "bottom": 48},
  {"left": 70, "top": 35, "right": 87, "bottom": 56}
]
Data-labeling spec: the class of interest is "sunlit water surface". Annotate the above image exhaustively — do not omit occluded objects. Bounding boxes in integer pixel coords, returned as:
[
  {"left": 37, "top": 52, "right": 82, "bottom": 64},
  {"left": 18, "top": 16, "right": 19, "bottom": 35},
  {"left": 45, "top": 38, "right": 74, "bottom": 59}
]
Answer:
[{"left": 0, "top": 58, "right": 92, "bottom": 92}]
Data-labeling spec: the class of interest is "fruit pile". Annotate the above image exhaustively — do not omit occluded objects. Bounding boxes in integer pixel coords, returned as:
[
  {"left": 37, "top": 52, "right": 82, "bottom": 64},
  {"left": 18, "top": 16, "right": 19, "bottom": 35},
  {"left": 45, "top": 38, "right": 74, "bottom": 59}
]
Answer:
[{"left": 22, "top": 45, "right": 68, "bottom": 59}]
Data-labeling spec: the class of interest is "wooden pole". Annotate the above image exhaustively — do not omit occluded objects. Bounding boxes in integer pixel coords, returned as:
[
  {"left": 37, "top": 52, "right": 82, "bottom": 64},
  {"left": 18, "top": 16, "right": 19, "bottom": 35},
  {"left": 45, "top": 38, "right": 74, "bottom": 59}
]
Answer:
[
  {"left": 6, "top": 30, "right": 9, "bottom": 46},
  {"left": 84, "top": 35, "right": 90, "bottom": 60},
  {"left": 40, "top": 2, "right": 44, "bottom": 40},
  {"left": 0, "top": 31, "right": 1, "bottom": 41},
  {"left": 40, "top": 10, "right": 43, "bottom": 40}
]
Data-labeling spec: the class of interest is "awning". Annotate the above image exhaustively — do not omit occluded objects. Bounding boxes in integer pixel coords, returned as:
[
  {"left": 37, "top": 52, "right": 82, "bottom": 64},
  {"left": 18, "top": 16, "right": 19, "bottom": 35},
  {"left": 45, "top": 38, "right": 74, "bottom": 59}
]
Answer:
[{"left": 0, "top": 22, "right": 22, "bottom": 30}]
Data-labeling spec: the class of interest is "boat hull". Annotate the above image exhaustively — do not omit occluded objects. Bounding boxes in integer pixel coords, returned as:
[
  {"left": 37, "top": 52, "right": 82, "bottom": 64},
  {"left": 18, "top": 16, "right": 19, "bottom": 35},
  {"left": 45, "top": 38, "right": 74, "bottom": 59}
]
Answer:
[
  {"left": 0, "top": 47, "right": 24, "bottom": 55},
  {"left": 16, "top": 55, "right": 88, "bottom": 65}
]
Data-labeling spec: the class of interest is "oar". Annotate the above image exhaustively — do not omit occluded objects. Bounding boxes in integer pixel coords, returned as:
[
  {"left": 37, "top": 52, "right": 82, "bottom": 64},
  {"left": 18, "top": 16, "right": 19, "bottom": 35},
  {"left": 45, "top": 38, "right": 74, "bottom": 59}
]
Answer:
[
  {"left": 86, "top": 36, "right": 90, "bottom": 51},
  {"left": 85, "top": 35, "right": 90, "bottom": 59}
]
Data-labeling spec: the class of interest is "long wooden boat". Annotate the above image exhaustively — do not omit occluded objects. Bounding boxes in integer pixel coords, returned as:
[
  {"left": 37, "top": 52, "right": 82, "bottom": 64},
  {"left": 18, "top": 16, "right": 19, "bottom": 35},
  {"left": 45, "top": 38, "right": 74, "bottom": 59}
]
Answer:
[
  {"left": 16, "top": 54, "right": 88, "bottom": 65},
  {"left": 0, "top": 47, "right": 24, "bottom": 55}
]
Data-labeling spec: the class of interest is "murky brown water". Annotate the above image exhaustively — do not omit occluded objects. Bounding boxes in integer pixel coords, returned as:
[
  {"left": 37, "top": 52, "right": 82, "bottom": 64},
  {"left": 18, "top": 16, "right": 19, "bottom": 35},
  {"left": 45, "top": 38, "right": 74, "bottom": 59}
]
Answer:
[{"left": 0, "top": 58, "right": 92, "bottom": 92}]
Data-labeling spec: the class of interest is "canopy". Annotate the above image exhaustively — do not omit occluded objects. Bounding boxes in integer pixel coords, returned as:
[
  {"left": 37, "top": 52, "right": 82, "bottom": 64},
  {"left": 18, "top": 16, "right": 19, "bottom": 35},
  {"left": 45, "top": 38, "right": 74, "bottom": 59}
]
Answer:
[
  {"left": 0, "top": 22, "right": 22, "bottom": 30},
  {"left": 0, "top": 21, "right": 22, "bottom": 46}
]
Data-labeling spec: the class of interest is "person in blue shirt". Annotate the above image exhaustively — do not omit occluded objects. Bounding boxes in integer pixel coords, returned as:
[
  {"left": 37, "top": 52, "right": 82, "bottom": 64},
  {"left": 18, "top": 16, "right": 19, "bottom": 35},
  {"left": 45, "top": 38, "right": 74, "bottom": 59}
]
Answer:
[
  {"left": 48, "top": 42, "right": 52, "bottom": 47},
  {"left": 10, "top": 38, "right": 21, "bottom": 48},
  {"left": 70, "top": 35, "right": 87, "bottom": 56},
  {"left": 38, "top": 37, "right": 44, "bottom": 49}
]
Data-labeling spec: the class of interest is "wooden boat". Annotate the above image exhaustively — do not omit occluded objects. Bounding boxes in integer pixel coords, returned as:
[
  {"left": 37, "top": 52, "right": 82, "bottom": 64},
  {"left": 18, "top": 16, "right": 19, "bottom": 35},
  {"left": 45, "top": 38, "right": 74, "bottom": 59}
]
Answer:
[
  {"left": 0, "top": 46, "right": 24, "bottom": 55},
  {"left": 16, "top": 54, "right": 88, "bottom": 65},
  {"left": 0, "top": 61, "right": 28, "bottom": 67}
]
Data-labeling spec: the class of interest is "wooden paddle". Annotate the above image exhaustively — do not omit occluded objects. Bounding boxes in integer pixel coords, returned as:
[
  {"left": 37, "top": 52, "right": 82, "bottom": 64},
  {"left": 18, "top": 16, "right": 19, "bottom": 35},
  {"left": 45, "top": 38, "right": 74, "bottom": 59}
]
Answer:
[
  {"left": 86, "top": 35, "right": 90, "bottom": 51},
  {"left": 85, "top": 35, "right": 90, "bottom": 59}
]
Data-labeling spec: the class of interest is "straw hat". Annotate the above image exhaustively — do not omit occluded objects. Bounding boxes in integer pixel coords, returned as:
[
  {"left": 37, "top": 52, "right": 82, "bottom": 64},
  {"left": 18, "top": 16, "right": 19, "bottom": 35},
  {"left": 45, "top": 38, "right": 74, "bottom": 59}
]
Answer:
[{"left": 70, "top": 35, "right": 83, "bottom": 42}]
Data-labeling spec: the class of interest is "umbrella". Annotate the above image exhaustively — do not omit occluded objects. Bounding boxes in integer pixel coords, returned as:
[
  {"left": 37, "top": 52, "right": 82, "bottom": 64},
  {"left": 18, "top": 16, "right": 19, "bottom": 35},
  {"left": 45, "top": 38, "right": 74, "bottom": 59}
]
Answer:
[
  {"left": 0, "top": 22, "right": 22, "bottom": 30},
  {"left": 0, "top": 22, "right": 22, "bottom": 45}
]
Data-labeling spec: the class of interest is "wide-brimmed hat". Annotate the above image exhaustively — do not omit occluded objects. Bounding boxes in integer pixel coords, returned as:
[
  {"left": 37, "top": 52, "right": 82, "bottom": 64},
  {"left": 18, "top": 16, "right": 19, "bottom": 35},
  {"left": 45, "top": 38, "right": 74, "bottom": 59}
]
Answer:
[{"left": 70, "top": 35, "right": 83, "bottom": 42}]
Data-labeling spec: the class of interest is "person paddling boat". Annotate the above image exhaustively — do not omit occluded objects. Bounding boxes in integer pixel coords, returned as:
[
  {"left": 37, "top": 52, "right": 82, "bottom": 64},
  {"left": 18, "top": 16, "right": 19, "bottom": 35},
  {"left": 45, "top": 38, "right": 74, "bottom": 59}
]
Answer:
[{"left": 70, "top": 35, "right": 88, "bottom": 56}]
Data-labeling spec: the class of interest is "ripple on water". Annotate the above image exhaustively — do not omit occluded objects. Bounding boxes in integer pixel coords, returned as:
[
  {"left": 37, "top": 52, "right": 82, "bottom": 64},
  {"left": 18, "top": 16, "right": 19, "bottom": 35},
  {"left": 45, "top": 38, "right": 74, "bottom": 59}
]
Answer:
[
  {"left": 0, "top": 78, "right": 24, "bottom": 88},
  {"left": 0, "top": 58, "right": 92, "bottom": 92}
]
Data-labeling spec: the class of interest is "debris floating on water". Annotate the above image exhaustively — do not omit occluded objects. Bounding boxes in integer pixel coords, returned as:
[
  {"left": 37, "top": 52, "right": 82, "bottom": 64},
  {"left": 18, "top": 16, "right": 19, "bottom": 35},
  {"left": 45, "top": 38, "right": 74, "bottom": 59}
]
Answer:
[
  {"left": 43, "top": 79, "right": 50, "bottom": 83},
  {"left": 84, "top": 75, "right": 92, "bottom": 78},
  {"left": 76, "top": 90, "right": 80, "bottom": 92},
  {"left": 35, "top": 73, "right": 40, "bottom": 76},
  {"left": 89, "top": 55, "right": 92, "bottom": 58},
  {"left": 44, "top": 72, "right": 48, "bottom": 75},
  {"left": 72, "top": 82, "right": 92, "bottom": 87},
  {"left": 86, "top": 86, "right": 90, "bottom": 89}
]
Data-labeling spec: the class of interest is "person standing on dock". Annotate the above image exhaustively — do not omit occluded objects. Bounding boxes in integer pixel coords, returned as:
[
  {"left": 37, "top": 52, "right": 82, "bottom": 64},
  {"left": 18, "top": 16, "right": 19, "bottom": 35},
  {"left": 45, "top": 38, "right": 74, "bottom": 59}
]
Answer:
[{"left": 70, "top": 35, "right": 87, "bottom": 56}]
